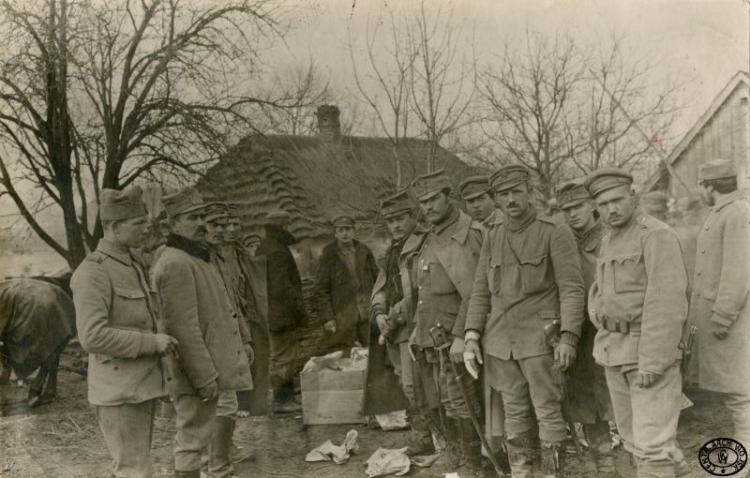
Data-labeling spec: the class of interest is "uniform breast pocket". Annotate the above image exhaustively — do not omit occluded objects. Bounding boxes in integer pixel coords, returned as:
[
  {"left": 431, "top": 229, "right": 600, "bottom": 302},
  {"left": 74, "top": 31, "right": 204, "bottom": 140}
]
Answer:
[
  {"left": 520, "top": 254, "right": 551, "bottom": 294},
  {"left": 611, "top": 253, "right": 644, "bottom": 293},
  {"left": 429, "top": 262, "right": 455, "bottom": 294},
  {"left": 113, "top": 287, "right": 148, "bottom": 326},
  {"left": 488, "top": 263, "right": 502, "bottom": 294}
]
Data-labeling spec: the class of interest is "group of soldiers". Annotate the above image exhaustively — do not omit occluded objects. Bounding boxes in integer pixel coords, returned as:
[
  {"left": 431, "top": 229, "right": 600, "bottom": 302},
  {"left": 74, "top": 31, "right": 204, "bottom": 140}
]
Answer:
[
  {"left": 364, "top": 160, "right": 749, "bottom": 478},
  {"left": 67, "top": 156, "right": 749, "bottom": 478},
  {"left": 71, "top": 187, "right": 308, "bottom": 477}
]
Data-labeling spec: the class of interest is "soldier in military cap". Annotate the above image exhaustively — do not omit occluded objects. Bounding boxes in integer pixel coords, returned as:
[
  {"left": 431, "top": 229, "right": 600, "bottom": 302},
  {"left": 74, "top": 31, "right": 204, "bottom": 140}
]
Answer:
[
  {"left": 408, "top": 169, "right": 487, "bottom": 476},
  {"left": 368, "top": 189, "right": 435, "bottom": 454},
  {"left": 314, "top": 214, "right": 379, "bottom": 352},
  {"left": 71, "top": 185, "right": 179, "bottom": 477},
  {"left": 460, "top": 175, "right": 503, "bottom": 227},
  {"left": 202, "top": 201, "right": 258, "bottom": 474},
  {"left": 690, "top": 159, "right": 750, "bottom": 458},
  {"left": 556, "top": 179, "right": 616, "bottom": 476},
  {"left": 464, "top": 164, "right": 585, "bottom": 478},
  {"left": 151, "top": 188, "right": 254, "bottom": 478},
  {"left": 585, "top": 168, "right": 688, "bottom": 478}
]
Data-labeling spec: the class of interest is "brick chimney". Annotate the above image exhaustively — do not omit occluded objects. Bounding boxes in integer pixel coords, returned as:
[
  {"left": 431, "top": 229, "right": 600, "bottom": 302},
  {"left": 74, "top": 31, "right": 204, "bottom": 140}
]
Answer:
[{"left": 316, "top": 105, "right": 341, "bottom": 141}]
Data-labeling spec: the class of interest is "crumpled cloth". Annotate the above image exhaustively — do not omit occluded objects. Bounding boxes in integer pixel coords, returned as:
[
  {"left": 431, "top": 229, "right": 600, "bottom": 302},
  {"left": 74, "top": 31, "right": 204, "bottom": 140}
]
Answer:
[
  {"left": 305, "top": 429, "right": 359, "bottom": 464},
  {"left": 365, "top": 447, "right": 441, "bottom": 477},
  {"left": 375, "top": 410, "right": 408, "bottom": 431}
]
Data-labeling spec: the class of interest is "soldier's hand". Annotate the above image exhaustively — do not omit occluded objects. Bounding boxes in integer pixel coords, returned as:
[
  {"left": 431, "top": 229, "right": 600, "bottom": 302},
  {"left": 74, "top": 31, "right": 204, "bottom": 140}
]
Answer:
[
  {"left": 198, "top": 379, "right": 219, "bottom": 401},
  {"left": 711, "top": 322, "right": 730, "bottom": 340},
  {"left": 554, "top": 343, "right": 576, "bottom": 371},
  {"left": 449, "top": 337, "right": 464, "bottom": 364},
  {"left": 323, "top": 320, "right": 337, "bottom": 334},
  {"left": 154, "top": 334, "right": 179, "bottom": 357},
  {"left": 244, "top": 343, "right": 255, "bottom": 366},
  {"left": 464, "top": 339, "right": 483, "bottom": 380},
  {"left": 635, "top": 370, "right": 660, "bottom": 388},
  {"left": 375, "top": 314, "right": 391, "bottom": 336}
]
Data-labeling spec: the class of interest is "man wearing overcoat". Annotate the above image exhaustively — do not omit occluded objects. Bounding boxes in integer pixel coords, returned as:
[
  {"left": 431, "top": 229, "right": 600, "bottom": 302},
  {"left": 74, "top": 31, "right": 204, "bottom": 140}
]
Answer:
[
  {"left": 690, "top": 159, "right": 750, "bottom": 455},
  {"left": 368, "top": 189, "right": 433, "bottom": 454},
  {"left": 152, "top": 188, "right": 253, "bottom": 478},
  {"left": 314, "top": 215, "right": 379, "bottom": 352},
  {"left": 556, "top": 179, "right": 616, "bottom": 476},
  {"left": 409, "top": 169, "right": 486, "bottom": 475},
  {"left": 464, "top": 165, "right": 585, "bottom": 478},
  {"left": 585, "top": 168, "right": 688, "bottom": 478},
  {"left": 71, "top": 186, "right": 178, "bottom": 477}
]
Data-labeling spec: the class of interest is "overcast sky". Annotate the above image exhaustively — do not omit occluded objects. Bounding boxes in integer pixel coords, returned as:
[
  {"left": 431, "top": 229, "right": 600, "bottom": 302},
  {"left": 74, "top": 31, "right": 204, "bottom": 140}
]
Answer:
[{"left": 277, "top": 0, "right": 748, "bottom": 135}]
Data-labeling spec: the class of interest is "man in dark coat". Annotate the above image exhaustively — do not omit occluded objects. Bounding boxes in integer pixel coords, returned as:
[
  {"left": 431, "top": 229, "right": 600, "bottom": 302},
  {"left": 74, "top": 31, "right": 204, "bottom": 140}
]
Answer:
[
  {"left": 314, "top": 214, "right": 378, "bottom": 352},
  {"left": 557, "top": 179, "right": 616, "bottom": 476},
  {"left": 256, "top": 210, "right": 307, "bottom": 413}
]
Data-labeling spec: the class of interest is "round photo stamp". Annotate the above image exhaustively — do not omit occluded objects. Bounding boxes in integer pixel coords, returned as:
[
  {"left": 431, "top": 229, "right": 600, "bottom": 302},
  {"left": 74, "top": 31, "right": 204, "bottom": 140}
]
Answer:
[{"left": 699, "top": 438, "right": 747, "bottom": 476}]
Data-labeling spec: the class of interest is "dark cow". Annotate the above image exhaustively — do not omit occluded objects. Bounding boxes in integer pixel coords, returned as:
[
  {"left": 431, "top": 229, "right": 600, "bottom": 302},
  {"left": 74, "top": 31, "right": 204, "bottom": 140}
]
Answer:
[{"left": 0, "top": 273, "right": 75, "bottom": 407}]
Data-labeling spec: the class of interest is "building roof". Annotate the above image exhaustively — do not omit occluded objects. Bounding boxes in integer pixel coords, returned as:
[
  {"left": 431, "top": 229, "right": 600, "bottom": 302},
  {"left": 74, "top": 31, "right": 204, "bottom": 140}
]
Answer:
[
  {"left": 196, "top": 133, "right": 480, "bottom": 240},
  {"left": 645, "top": 70, "right": 749, "bottom": 192}
]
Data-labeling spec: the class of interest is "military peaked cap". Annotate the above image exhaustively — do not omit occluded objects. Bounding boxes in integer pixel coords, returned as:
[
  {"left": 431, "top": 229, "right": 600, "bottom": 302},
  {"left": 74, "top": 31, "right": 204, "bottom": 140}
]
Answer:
[
  {"left": 698, "top": 159, "right": 737, "bottom": 182},
  {"left": 459, "top": 175, "right": 492, "bottom": 200},
  {"left": 265, "top": 209, "right": 291, "bottom": 226},
  {"left": 585, "top": 168, "right": 633, "bottom": 198},
  {"left": 556, "top": 178, "right": 590, "bottom": 208},
  {"left": 331, "top": 214, "right": 355, "bottom": 228},
  {"left": 490, "top": 165, "right": 530, "bottom": 192},
  {"left": 411, "top": 169, "right": 451, "bottom": 201},
  {"left": 99, "top": 185, "right": 148, "bottom": 221},
  {"left": 162, "top": 187, "right": 206, "bottom": 218},
  {"left": 380, "top": 189, "right": 414, "bottom": 219},
  {"left": 204, "top": 202, "right": 229, "bottom": 222}
]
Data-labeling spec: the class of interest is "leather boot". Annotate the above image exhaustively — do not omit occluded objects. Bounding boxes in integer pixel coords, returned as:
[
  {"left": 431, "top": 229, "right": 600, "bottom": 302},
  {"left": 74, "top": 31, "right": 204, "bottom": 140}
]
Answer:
[
  {"left": 174, "top": 470, "right": 200, "bottom": 478},
  {"left": 506, "top": 433, "right": 535, "bottom": 478},
  {"left": 539, "top": 441, "right": 562, "bottom": 478},
  {"left": 405, "top": 407, "right": 435, "bottom": 456},
  {"left": 443, "top": 417, "right": 463, "bottom": 470},
  {"left": 208, "top": 416, "right": 235, "bottom": 477},
  {"left": 228, "top": 419, "right": 255, "bottom": 464},
  {"left": 459, "top": 418, "right": 483, "bottom": 476}
]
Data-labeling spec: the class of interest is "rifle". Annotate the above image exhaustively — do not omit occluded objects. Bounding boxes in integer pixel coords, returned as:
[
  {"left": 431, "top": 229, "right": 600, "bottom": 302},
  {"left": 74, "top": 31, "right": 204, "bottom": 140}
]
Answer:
[
  {"left": 429, "top": 324, "right": 510, "bottom": 476},
  {"left": 543, "top": 319, "right": 583, "bottom": 454}
]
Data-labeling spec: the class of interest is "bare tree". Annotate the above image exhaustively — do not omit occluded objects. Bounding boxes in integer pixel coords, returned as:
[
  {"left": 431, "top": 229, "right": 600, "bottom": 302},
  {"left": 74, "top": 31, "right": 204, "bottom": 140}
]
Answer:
[
  {"left": 0, "top": 0, "right": 287, "bottom": 268},
  {"left": 406, "top": 0, "right": 475, "bottom": 172},
  {"left": 477, "top": 29, "right": 685, "bottom": 198},
  {"left": 477, "top": 31, "right": 587, "bottom": 199},
  {"left": 254, "top": 60, "right": 331, "bottom": 135},
  {"left": 348, "top": 3, "right": 416, "bottom": 187}
]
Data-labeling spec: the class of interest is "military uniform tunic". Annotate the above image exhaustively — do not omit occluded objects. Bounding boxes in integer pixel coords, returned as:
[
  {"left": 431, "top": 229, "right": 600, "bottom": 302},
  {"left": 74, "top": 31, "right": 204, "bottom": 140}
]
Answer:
[{"left": 589, "top": 209, "right": 688, "bottom": 475}]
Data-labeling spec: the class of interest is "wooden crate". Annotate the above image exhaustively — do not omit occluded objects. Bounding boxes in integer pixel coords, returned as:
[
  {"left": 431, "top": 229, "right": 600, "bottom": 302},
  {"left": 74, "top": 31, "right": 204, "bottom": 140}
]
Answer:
[{"left": 301, "top": 364, "right": 366, "bottom": 425}]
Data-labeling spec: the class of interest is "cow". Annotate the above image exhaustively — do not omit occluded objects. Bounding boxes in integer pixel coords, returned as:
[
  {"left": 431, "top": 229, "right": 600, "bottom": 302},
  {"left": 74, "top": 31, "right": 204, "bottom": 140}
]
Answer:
[{"left": 0, "top": 273, "right": 75, "bottom": 407}]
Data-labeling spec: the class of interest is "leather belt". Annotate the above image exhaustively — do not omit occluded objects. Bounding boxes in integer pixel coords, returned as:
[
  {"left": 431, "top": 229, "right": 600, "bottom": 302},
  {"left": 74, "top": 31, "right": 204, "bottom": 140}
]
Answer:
[{"left": 601, "top": 316, "right": 641, "bottom": 334}]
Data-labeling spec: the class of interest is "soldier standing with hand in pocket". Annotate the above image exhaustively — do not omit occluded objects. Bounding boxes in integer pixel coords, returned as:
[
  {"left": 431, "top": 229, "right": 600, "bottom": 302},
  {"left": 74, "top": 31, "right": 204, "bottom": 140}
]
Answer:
[{"left": 71, "top": 185, "right": 178, "bottom": 478}]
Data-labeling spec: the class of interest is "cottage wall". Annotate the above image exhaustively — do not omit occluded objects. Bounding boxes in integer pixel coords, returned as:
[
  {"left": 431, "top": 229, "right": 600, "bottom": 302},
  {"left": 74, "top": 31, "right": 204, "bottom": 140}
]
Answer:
[{"left": 670, "top": 83, "right": 749, "bottom": 197}]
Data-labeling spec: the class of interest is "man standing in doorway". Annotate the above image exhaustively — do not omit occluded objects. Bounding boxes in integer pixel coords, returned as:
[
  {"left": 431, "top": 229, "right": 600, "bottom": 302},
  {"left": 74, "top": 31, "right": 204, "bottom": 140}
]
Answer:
[
  {"left": 256, "top": 210, "right": 306, "bottom": 414},
  {"left": 556, "top": 179, "right": 616, "bottom": 476},
  {"left": 586, "top": 168, "right": 688, "bottom": 478},
  {"left": 314, "top": 215, "right": 378, "bottom": 352},
  {"left": 691, "top": 159, "right": 750, "bottom": 462}
]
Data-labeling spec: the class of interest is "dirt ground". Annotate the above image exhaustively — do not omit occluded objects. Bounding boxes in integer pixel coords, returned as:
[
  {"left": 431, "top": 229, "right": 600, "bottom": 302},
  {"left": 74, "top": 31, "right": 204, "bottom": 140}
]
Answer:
[{"left": 0, "top": 348, "right": 733, "bottom": 478}]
